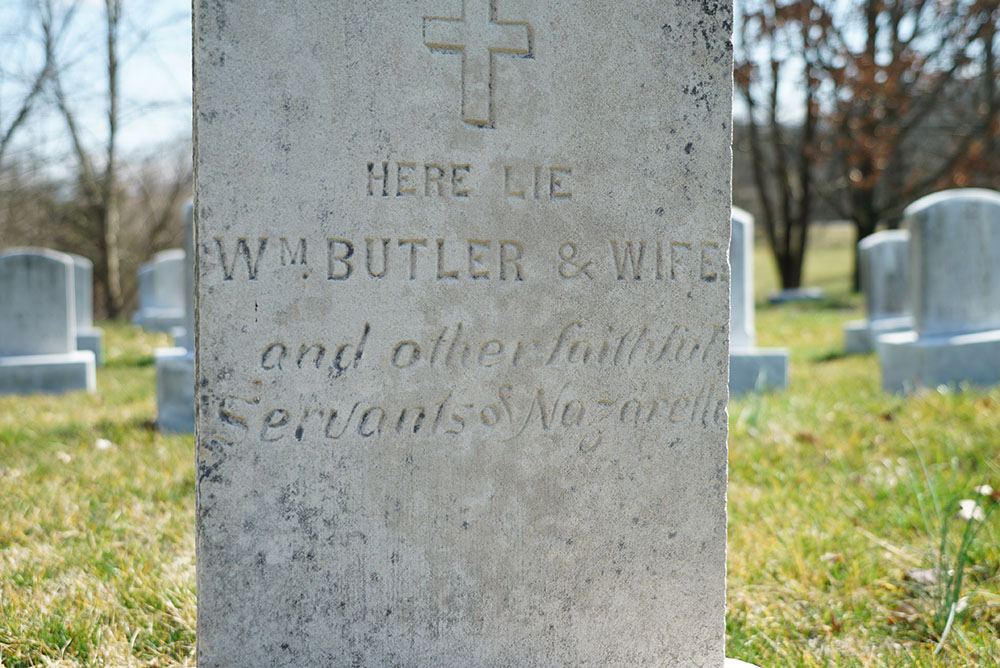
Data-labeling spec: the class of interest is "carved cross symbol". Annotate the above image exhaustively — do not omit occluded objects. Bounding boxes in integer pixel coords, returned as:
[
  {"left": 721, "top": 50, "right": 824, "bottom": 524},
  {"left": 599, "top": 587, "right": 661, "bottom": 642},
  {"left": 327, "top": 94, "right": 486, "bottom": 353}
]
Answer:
[{"left": 423, "top": 0, "right": 534, "bottom": 128}]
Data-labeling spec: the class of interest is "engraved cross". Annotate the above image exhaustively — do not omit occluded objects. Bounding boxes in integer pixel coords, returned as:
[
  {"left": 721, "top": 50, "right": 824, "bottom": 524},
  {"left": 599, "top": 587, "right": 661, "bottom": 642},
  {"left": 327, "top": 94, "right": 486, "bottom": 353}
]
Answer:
[{"left": 423, "top": 0, "right": 534, "bottom": 128}]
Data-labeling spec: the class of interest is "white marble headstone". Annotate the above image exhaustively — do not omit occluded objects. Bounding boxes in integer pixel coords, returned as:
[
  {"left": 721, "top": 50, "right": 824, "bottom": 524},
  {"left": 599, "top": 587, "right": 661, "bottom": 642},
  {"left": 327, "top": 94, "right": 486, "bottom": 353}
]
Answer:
[
  {"left": 151, "top": 249, "right": 186, "bottom": 312},
  {"left": 878, "top": 189, "right": 1000, "bottom": 391},
  {"left": 730, "top": 207, "right": 755, "bottom": 349},
  {"left": 0, "top": 248, "right": 96, "bottom": 395},
  {"left": 907, "top": 190, "right": 1000, "bottom": 337},
  {"left": 859, "top": 230, "right": 909, "bottom": 321},
  {"left": 195, "top": 1, "right": 734, "bottom": 665},
  {"left": 0, "top": 248, "right": 76, "bottom": 356}
]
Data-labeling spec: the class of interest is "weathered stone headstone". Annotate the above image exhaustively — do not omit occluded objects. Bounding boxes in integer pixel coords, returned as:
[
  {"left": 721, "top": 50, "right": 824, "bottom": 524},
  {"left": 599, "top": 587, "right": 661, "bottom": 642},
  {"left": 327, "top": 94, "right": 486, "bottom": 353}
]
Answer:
[
  {"left": 729, "top": 208, "right": 787, "bottom": 394},
  {"left": 879, "top": 189, "right": 1000, "bottom": 391},
  {"left": 67, "top": 253, "right": 105, "bottom": 366},
  {"left": 155, "top": 203, "right": 196, "bottom": 433},
  {"left": 195, "top": 1, "right": 737, "bottom": 665},
  {"left": 132, "top": 249, "right": 186, "bottom": 332},
  {"left": 843, "top": 230, "right": 912, "bottom": 353},
  {"left": 0, "top": 248, "right": 96, "bottom": 395}
]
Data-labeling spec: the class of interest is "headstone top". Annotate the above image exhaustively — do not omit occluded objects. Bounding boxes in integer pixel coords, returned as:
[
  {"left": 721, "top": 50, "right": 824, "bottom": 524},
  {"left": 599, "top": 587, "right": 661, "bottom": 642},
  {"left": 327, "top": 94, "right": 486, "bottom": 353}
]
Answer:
[
  {"left": 0, "top": 247, "right": 76, "bottom": 356},
  {"left": 904, "top": 187, "right": 1000, "bottom": 219},
  {"left": 904, "top": 188, "right": 1000, "bottom": 336},
  {"left": 858, "top": 228, "right": 908, "bottom": 251}
]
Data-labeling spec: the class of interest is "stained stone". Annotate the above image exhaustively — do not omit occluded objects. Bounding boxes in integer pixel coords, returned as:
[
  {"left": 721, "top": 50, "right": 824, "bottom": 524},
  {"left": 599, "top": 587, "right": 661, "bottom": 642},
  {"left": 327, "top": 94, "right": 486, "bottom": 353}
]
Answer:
[
  {"left": 67, "top": 253, "right": 105, "bottom": 365},
  {"left": 195, "top": 1, "right": 735, "bottom": 666},
  {"left": 155, "top": 203, "right": 196, "bottom": 433},
  {"left": 843, "top": 230, "right": 912, "bottom": 354},
  {"left": 729, "top": 207, "right": 788, "bottom": 394},
  {"left": 879, "top": 189, "right": 1000, "bottom": 392},
  {"left": 0, "top": 248, "right": 96, "bottom": 395}
]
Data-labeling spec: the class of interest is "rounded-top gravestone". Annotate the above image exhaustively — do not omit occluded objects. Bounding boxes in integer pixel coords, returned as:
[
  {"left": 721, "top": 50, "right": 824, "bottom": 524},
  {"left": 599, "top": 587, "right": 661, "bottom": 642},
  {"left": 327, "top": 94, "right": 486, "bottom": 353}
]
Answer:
[
  {"left": 0, "top": 247, "right": 96, "bottom": 395},
  {"left": 859, "top": 229, "right": 909, "bottom": 321},
  {"left": 878, "top": 188, "right": 1000, "bottom": 391},
  {"left": 906, "top": 189, "right": 1000, "bottom": 337},
  {"left": 0, "top": 248, "right": 76, "bottom": 356}
]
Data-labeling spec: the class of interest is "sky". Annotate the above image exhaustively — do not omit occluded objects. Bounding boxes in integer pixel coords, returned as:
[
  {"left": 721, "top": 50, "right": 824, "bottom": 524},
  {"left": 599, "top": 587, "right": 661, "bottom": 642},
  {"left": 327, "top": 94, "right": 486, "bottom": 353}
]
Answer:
[{"left": 0, "top": 0, "right": 192, "bottom": 166}]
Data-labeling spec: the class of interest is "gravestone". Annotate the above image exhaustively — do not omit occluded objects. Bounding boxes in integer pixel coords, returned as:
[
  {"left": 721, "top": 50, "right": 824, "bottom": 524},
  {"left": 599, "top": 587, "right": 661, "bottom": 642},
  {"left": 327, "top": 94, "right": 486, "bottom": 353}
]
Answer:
[
  {"left": 67, "top": 253, "right": 105, "bottom": 365},
  {"left": 730, "top": 207, "right": 788, "bottom": 394},
  {"left": 879, "top": 189, "right": 1000, "bottom": 392},
  {"left": 155, "top": 203, "right": 196, "bottom": 433},
  {"left": 132, "top": 249, "right": 186, "bottom": 332},
  {"left": 0, "top": 248, "right": 96, "bottom": 395},
  {"left": 843, "top": 230, "right": 912, "bottom": 353},
  {"left": 195, "top": 1, "right": 745, "bottom": 666},
  {"left": 133, "top": 262, "right": 154, "bottom": 322}
]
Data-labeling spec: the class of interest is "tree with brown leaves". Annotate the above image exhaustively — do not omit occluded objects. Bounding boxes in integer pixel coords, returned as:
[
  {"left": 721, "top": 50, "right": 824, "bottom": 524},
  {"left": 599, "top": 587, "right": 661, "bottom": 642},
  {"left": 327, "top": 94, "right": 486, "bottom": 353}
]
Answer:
[{"left": 736, "top": 0, "right": 1000, "bottom": 290}]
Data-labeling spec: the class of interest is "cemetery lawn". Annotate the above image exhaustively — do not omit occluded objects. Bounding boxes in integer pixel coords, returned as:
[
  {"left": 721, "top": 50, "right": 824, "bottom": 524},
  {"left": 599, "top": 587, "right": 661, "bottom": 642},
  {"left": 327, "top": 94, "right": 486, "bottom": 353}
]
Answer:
[{"left": 0, "top": 225, "right": 995, "bottom": 668}]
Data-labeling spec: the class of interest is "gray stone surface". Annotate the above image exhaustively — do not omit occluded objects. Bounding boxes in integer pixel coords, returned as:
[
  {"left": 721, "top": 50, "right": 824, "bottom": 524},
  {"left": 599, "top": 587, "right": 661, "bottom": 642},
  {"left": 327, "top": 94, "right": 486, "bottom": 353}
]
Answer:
[
  {"left": 0, "top": 248, "right": 96, "bottom": 395},
  {"left": 730, "top": 207, "right": 755, "bottom": 349},
  {"left": 843, "top": 230, "right": 911, "bottom": 354},
  {"left": 156, "top": 347, "right": 194, "bottom": 433},
  {"left": 133, "top": 249, "right": 187, "bottom": 332},
  {"left": 195, "top": 1, "right": 733, "bottom": 665},
  {"left": 878, "top": 189, "right": 1000, "bottom": 392},
  {"left": 767, "top": 287, "right": 824, "bottom": 304},
  {"left": 156, "top": 203, "right": 196, "bottom": 433},
  {"left": 729, "top": 208, "right": 787, "bottom": 394},
  {"left": 67, "top": 253, "right": 104, "bottom": 365}
]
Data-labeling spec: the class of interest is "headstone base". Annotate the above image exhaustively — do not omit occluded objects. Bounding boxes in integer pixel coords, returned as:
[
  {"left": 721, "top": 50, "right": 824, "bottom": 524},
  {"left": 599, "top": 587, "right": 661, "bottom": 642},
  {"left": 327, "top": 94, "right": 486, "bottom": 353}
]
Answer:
[
  {"left": 878, "top": 329, "right": 1000, "bottom": 393},
  {"left": 843, "top": 315, "right": 913, "bottom": 354},
  {"left": 767, "top": 287, "right": 825, "bottom": 304},
  {"left": 730, "top": 348, "right": 789, "bottom": 395},
  {"left": 77, "top": 327, "right": 105, "bottom": 366},
  {"left": 0, "top": 351, "right": 96, "bottom": 396},
  {"left": 155, "top": 347, "right": 194, "bottom": 433},
  {"left": 133, "top": 308, "right": 186, "bottom": 333}
]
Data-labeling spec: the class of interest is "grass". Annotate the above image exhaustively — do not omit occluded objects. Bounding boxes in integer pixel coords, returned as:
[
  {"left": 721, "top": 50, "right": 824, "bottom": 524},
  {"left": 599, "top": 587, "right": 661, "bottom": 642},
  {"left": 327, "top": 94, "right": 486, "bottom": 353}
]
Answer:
[{"left": 1, "top": 225, "right": 998, "bottom": 667}]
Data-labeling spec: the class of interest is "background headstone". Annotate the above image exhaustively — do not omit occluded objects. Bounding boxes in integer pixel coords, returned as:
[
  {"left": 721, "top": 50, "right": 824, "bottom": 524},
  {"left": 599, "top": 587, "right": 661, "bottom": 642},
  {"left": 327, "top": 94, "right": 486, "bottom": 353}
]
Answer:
[
  {"left": 0, "top": 248, "right": 96, "bottom": 395},
  {"left": 879, "top": 189, "right": 1000, "bottom": 391},
  {"left": 195, "top": 1, "right": 735, "bottom": 666},
  {"left": 730, "top": 207, "right": 788, "bottom": 394},
  {"left": 67, "top": 253, "right": 105, "bottom": 365},
  {"left": 843, "top": 230, "right": 912, "bottom": 353},
  {"left": 155, "top": 203, "right": 195, "bottom": 433},
  {"left": 132, "top": 249, "right": 187, "bottom": 332}
]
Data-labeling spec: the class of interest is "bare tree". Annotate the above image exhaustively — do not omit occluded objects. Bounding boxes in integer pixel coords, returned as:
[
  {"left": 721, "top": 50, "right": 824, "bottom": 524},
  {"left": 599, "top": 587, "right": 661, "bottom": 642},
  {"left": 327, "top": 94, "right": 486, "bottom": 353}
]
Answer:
[
  {"left": 49, "top": 0, "right": 125, "bottom": 317},
  {"left": 735, "top": 0, "right": 824, "bottom": 290},
  {"left": 0, "top": 0, "right": 67, "bottom": 168}
]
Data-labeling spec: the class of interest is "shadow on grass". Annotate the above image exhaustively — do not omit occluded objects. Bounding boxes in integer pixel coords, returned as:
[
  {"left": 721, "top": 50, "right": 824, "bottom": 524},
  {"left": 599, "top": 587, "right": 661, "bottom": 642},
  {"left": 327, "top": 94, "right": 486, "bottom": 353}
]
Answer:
[
  {"left": 813, "top": 349, "right": 853, "bottom": 363},
  {"left": 106, "top": 355, "right": 155, "bottom": 369},
  {"left": 95, "top": 415, "right": 157, "bottom": 435}
]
